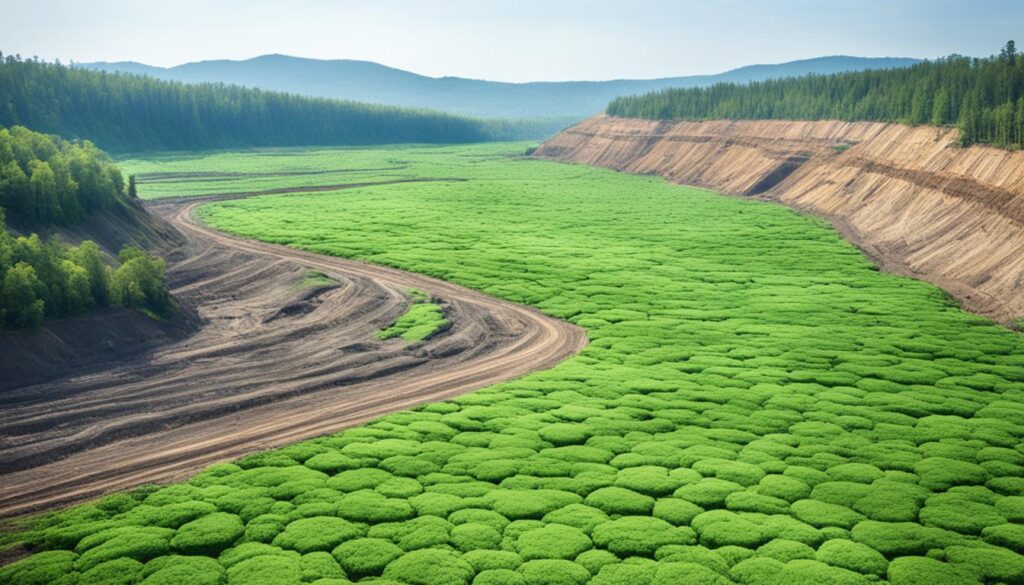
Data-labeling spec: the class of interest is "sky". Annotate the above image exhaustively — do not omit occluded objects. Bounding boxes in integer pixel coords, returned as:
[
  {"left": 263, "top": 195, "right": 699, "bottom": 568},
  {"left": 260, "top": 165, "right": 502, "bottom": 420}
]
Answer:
[{"left": 4, "top": 0, "right": 1023, "bottom": 82}]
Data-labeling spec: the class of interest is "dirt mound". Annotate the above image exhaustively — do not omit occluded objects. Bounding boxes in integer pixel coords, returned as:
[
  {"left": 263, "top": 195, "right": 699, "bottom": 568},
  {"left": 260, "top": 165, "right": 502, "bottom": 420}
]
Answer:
[{"left": 535, "top": 115, "right": 1024, "bottom": 323}]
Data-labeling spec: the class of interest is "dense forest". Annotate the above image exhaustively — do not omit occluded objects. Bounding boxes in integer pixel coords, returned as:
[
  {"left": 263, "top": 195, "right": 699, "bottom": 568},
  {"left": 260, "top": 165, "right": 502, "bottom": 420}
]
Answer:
[
  {"left": 0, "top": 54, "right": 548, "bottom": 152},
  {"left": 0, "top": 209, "right": 169, "bottom": 328},
  {"left": 607, "top": 42, "right": 1024, "bottom": 148},
  {"left": 0, "top": 126, "right": 127, "bottom": 225}
]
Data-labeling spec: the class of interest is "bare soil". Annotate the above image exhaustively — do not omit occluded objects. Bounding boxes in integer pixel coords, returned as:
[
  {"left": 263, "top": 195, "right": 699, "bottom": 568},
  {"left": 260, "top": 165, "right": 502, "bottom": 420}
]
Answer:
[{"left": 0, "top": 188, "right": 587, "bottom": 518}]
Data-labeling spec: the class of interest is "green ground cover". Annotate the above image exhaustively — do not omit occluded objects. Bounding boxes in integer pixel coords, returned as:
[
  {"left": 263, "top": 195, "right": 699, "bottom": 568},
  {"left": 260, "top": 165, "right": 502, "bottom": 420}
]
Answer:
[
  {"left": 4, "top": 143, "right": 1024, "bottom": 585},
  {"left": 377, "top": 291, "right": 450, "bottom": 343},
  {"left": 117, "top": 144, "right": 528, "bottom": 199}
]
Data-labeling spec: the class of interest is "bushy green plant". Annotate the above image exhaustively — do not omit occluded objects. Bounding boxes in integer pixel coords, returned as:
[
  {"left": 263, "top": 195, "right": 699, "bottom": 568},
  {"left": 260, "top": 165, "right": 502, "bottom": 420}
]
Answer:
[
  {"left": 452, "top": 522, "right": 503, "bottom": 552},
  {"left": 331, "top": 537, "right": 403, "bottom": 578},
  {"left": 885, "top": 556, "right": 980, "bottom": 585},
  {"left": 518, "top": 559, "right": 591, "bottom": 585},
  {"left": 382, "top": 549, "right": 475, "bottom": 585},
  {"left": 584, "top": 486, "right": 655, "bottom": 515},
  {"left": 815, "top": 539, "right": 887, "bottom": 576},
  {"left": 138, "top": 555, "right": 225, "bottom": 585},
  {"left": 79, "top": 557, "right": 142, "bottom": 585},
  {"left": 226, "top": 554, "right": 302, "bottom": 585},
  {"left": 170, "top": 512, "right": 245, "bottom": 555},
  {"left": 272, "top": 517, "right": 364, "bottom": 553},
  {"left": 515, "top": 524, "right": 592, "bottom": 560},
  {"left": 592, "top": 516, "right": 694, "bottom": 556}
]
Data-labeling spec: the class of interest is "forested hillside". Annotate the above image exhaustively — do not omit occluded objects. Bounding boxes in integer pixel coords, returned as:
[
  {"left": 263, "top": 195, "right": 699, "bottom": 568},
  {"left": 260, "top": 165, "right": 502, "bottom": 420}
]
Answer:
[
  {"left": 81, "top": 54, "right": 919, "bottom": 119},
  {"left": 607, "top": 42, "right": 1024, "bottom": 148},
  {"left": 0, "top": 126, "right": 170, "bottom": 328},
  {"left": 0, "top": 126, "right": 127, "bottom": 225},
  {"left": 0, "top": 54, "right": 545, "bottom": 152},
  {"left": 0, "top": 211, "right": 169, "bottom": 329}
]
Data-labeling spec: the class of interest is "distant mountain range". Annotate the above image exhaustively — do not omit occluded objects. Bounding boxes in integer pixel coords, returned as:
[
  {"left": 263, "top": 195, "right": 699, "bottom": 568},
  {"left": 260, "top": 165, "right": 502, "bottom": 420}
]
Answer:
[{"left": 79, "top": 55, "right": 921, "bottom": 119}]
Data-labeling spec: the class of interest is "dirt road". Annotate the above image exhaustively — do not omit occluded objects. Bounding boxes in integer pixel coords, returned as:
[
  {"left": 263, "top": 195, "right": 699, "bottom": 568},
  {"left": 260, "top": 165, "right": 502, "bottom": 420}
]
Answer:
[{"left": 0, "top": 187, "right": 587, "bottom": 518}]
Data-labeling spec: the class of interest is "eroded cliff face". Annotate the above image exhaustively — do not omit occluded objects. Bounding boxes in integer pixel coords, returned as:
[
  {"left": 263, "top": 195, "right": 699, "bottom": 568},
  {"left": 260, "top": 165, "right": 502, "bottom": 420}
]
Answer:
[{"left": 535, "top": 115, "right": 1024, "bottom": 324}]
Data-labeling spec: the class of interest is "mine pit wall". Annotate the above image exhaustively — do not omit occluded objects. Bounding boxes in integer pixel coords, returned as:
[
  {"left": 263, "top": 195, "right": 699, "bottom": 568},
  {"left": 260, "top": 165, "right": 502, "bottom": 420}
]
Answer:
[{"left": 535, "top": 115, "right": 1024, "bottom": 324}]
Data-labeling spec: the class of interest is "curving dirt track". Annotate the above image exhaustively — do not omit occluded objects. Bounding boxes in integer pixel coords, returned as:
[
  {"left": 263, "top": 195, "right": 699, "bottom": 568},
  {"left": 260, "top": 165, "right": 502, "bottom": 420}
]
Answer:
[{"left": 0, "top": 187, "right": 587, "bottom": 518}]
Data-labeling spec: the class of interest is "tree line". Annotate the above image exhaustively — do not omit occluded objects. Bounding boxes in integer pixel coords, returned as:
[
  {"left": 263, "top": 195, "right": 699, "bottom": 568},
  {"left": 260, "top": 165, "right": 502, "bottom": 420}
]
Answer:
[
  {"left": 1, "top": 125, "right": 127, "bottom": 225},
  {"left": 607, "top": 42, "right": 1024, "bottom": 148},
  {"left": 0, "top": 54, "right": 556, "bottom": 153},
  {"left": 1, "top": 209, "right": 170, "bottom": 328}
]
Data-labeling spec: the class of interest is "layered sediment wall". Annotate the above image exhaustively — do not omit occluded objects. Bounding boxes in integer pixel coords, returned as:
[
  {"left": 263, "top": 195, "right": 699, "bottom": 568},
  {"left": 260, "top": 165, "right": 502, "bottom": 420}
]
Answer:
[{"left": 535, "top": 115, "right": 1024, "bottom": 323}]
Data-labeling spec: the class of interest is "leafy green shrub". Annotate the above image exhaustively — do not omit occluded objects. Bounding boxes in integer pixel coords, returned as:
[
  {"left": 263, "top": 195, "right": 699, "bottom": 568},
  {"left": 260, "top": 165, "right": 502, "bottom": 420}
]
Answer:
[
  {"left": 850, "top": 521, "right": 962, "bottom": 557},
  {"left": 826, "top": 463, "right": 884, "bottom": 484},
  {"left": 226, "top": 554, "right": 302, "bottom": 585},
  {"left": 381, "top": 455, "right": 441, "bottom": 478},
  {"left": 574, "top": 549, "right": 619, "bottom": 574},
  {"left": 452, "top": 522, "right": 503, "bottom": 552},
  {"left": 790, "top": 500, "right": 863, "bottom": 529},
  {"left": 654, "top": 545, "right": 730, "bottom": 574},
  {"left": 486, "top": 489, "right": 582, "bottom": 520},
  {"left": 79, "top": 557, "right": 142, "bottom": 585},
  {"left": 982, "top": 523, "right": 1024, "bottom": 552},
  {"left": 538, "top": 424, "right": 591, "bottom": 446},
  {"left": 919, "top": 496, "right": 1005, "bottom": 534},
  {"left": 368, "top": 515, "right": 453, "bottom": 550},
  {"left": 725, "top": 491, "right": 789, "bottom": 515},
  {"left": 219, "top": 542, "right": 298, "bottom": 568},
  {"left": 300, "top": 552, "right": 346, "bottom": 581},
  {"left": 331, "top": 537, "right": 403, "bottom": 578},
  {"left": 463, "top": 550, "right": 524, "bottom": 572},
  {"left": 474, "top": 569, "right": 528, "bottom": 585},
  {"left": 614, "top": 466, "right": 681, "bottom": 496},
  {"left": 114, "top": 501, "right": 219, "bottom": 529},
  {"left": 450, "top": 508, "right": 512, "bottom": 532},
  {"left": 304, "top": 452, "right": 361, "bottom": 474},
  {"left": 945, "top": 545, "right": 1024, "bottom": 583},
  {"left": 584, "top": 487, "right": 655, "bottom": 515},
  {"left": 886, "top": 556, "right": 980, "bottom": 585},
  {"left": 692, "top": 459, "right": 766, "bottom": 487},
  {"left": 769, "top": 559, "right": 869, "bottom": 585},
  {"left": 651, "top": 562, "right": 735, "bottom": 585},
  {"left": 815, "top": 539, "right": 887, "bottom": 576},
  {"left": 674, "top": 479, "right": 745, "bottom": 508},
  {"left": 515, "top": 524, "right": 592, "bottom": 560},
  {"left": 75, "top": 527, "right": 174, "bottom": 572},
  {"left": 0, "top": 551, "right": 78, "bottom": 585},
  {"left": 383, "top": 549, "right": 475, "bottom": 585},
  {"left": 729, "top": 557, "right": 784, "bottom": 585},
  {"left": 272, "top": 517, "right": 364, "bottom": 553},
  {"left": 518, "top": 559, "right": 591, "bottom": 585},
  {"left": 698, "top": 517, "right": 769, "bottom": 548},
  {"left": 336, "top": 490, "right": 416, "bottom": 522},
  {"left": 138, "top": 555, "right": 225, "bottom": 585},
  {"left": 756, "top": 539, "right": 815, "bottom": 563},
  {"left": 326, "top": 468, "right": 395, "bottom": 492},
  {"left": 589, "top": 563, "right": 656, "bottom": 585},
  {"left": 592, "top": 516, "right": 695, "bottom": 556},
  {"left": 170, "top": 512, "right": 245, "bottom": 555},
  {"left": 540, "top": 504, "right": 608, "bottom": 535},
  {"left": 914, "top": 458, "right": 989, "bottom": 491},
  {"left": 652, "top": 498, "right": 704, "bottom": 525}
]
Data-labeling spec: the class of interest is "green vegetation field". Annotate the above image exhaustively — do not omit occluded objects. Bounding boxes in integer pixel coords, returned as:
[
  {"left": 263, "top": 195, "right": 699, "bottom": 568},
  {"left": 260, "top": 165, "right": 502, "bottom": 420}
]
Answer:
[{"left": 5, "top": 143, "right": 1024, "bottom": 585}]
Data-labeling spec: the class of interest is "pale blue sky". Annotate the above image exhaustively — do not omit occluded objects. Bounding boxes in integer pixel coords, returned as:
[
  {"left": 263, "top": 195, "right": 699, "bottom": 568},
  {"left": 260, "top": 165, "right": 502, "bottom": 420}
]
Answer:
[{"left": 3, "top": 0, "right": 1022, "bottom": 82}]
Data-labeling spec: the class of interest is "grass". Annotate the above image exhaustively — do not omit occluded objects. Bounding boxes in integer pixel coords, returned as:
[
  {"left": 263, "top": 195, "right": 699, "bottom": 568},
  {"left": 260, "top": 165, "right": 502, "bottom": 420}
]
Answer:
[
  {"left": 375, "top": 289, "right": 450, "bottom": 343},
  {"left": 4, "top": 143, "right": 1024, "bottom": 585}
]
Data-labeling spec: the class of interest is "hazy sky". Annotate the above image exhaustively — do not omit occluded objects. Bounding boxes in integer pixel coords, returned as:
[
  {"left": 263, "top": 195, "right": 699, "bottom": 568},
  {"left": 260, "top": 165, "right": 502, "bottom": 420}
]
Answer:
[{"left": 4, "top": 0, "right": 1023, "bottom": 82}]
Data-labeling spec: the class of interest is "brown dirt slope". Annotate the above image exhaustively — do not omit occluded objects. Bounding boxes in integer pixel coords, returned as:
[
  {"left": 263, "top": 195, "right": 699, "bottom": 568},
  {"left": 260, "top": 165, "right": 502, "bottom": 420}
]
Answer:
[
  {"left": 535, "top": 115, "right": 1024, "bottom": 323},
  {"left": 0, "top": 191, "right": 587, "bottom": 518}
]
